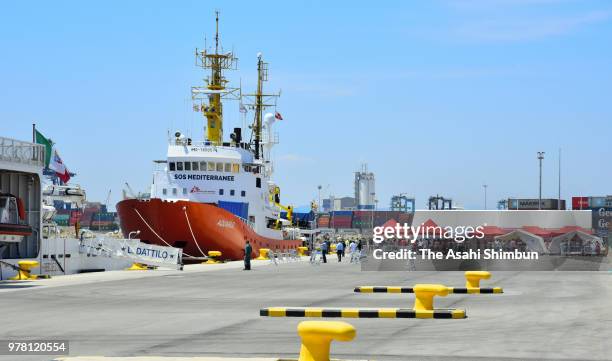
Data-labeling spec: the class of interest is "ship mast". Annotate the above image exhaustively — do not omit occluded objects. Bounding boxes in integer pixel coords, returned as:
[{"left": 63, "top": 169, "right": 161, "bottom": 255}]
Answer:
[
  {"left": 254, "top": 54, "right": 265, "bottom": 159},
  {"left": 243, "top": 53, "right": 279, "bottom": 160},
  {"left": 192, "top": 11, "right": 239, "bottom": 145}
]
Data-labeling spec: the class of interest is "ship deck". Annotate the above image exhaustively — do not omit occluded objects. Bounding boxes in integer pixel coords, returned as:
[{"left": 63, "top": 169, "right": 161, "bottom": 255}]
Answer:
[{"left": 0, "top": 257, "right": 610, "bottom": 361}]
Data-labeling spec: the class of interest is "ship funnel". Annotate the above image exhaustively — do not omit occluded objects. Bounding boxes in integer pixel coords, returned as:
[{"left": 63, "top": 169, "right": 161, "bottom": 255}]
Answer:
[
  {"left": 263, "top": 113, "right": 277, "bottom": 174},
  {"left": 264, "top": 113, "right": 276, "bottom": 127}
]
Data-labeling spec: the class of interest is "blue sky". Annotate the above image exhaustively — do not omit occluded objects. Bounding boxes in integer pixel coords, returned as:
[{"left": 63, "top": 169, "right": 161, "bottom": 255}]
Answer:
[{"left": 1, "top": 0, "right": 611, "bottom": 210}]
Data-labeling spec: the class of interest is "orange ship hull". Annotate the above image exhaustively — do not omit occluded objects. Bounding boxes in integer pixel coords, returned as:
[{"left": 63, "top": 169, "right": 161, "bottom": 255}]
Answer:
[{"left": 116, "top": 198, "right": 302, "bottom": 260}]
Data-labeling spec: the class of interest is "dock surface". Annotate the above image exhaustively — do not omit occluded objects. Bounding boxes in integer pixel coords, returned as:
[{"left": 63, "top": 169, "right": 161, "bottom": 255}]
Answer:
[{"left": 1, "top": 258, "right": 610, "bottom": 361}]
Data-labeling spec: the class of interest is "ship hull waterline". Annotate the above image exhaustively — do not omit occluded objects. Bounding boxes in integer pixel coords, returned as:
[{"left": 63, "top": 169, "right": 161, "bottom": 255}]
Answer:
[{"left": 116, "top": 198, "right": 303, "bottom": 260}]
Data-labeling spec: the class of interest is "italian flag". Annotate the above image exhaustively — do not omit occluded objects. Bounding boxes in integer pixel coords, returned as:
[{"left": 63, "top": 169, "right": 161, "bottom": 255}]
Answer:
[
  {"left": 35, "top": 130, "right": 71, "bottom": 184},
  {"left": 50, "top": 149, "right": 71, "bottom": 184},
  {"left": 35, "top": 129, "right": 53, "bottom": 167}
]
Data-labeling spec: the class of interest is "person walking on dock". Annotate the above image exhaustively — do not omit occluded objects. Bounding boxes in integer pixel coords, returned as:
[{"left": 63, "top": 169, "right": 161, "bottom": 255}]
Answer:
[
  {"left": 321, "top": 241, "right": 328, "bottom": 263},
  {"left": 349, "top": 240, "right": 358, "bottom": 263},
  {"left": 244, "top": 240, "right": 252, "bottom": 270},
  {"left": 336, "top": 241, "right": 345, "bottom": 262}
]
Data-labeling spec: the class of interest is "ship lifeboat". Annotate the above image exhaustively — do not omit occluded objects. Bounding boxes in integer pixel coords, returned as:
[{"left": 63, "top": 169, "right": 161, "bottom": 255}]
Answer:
[{"left": 0, "top": 194, "right": 33, "bottom": 243}]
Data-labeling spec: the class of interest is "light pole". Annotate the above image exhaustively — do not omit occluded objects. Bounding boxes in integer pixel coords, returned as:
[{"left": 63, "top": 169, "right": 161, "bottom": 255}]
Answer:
[
  {"left": 537, "top": 152, "right": 545, "bottom": 210},
  {"left": 317, "top": 185, "right": 322, "bottom": 212},
  {"left": 483, "top": 184, "right": 488, "bottom": 210}
]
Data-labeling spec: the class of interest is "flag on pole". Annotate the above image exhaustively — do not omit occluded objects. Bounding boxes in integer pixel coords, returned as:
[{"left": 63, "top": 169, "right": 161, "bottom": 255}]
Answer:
[
  {"left": 239, "top": 102, "right": 247, "bottom": 114},
  {"left": 49, "top": 149, "right": 71, "bottom": 184},
  {"left": 274, "top": 111, "right": 283, "bottom": 120},
  {"left": 35, "top": 129, "right": 53, "bottom": 168}
]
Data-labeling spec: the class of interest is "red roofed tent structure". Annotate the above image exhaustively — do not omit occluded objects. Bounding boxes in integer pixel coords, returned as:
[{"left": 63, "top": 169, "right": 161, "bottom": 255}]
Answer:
[
  {"left": 550, "top": 226, "right": 593, "bottom": 237},
  {"left": 522, "top": 226, "right": 554, "bottom": 238},
  {"left": 382, "top": 218, "right": 398, "bottom": 229},
  {"left": 480, "top": 225, "right": 506, "bottom": 238}
]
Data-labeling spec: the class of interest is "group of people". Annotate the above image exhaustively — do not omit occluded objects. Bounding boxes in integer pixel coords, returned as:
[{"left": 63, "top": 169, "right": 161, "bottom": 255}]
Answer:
[
  {"left": 242, "top": 237, "right": 365, "bottom": 270},
  {"left": 318, "top": 239, "right": 362, "bottom": 263}
]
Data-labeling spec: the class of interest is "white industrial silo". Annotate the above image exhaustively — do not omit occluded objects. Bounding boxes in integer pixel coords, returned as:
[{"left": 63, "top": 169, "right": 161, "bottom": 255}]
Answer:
[{"left": 354, "top": 164, "right": 375, "bottom": 210}]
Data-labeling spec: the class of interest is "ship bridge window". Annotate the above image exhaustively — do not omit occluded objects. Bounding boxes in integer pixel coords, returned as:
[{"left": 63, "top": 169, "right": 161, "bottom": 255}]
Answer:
[
  {"left": 184, "top": 162, "right": 191, "bottom": 171},
  {"left": 241, "top": 190, "right": 246, "bottom": 197},
  {"left": 192, "top": 162, "right": 199, "bottom": 171},
  {"left": 232, "top": 164, "right": 240, "bottom": 173},
  {"left": 219, "top": 189, "right": 224, "bottom": 195},
  {"left": 162, "top": 188, "right": 167, "bottom": 195},
  {"left": 207, "top": 162, "right": 215, "bottom": 171},
  {"left": 183, "top": 187, "right": 187, "bottom": 195},
  {"left": 169, "top": 162, "right": 176, "bottom": 171},
  {"left": 224, "top": 163, "right": 231, "bottom": 172},
  {"left": 216, "top": 163, "right": 223, "bottom": 172},
  {"left": 172, "top": 188, "right": 177, "bottom": 195},
  {"left": 256, "top": 177, "right": 261, "bottom": 188},
  {"left": 230, "top": 189, "right": 235, "bottom": 196},
  {"left": 177, "top": 162, "right": 184, "bottom": 171},
  {"left": 200, "top": 161, "right": 207, "bottom": 170}
]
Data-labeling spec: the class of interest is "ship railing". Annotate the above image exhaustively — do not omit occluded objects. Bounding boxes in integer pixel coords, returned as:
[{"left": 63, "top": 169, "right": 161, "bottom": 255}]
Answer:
[
  {"left": 171, "top": 139, "right": 219, "bottom": 148},
  {"left": 0, "top": 137, "right": 45, "bottom": 167},
  {"left": 236, "top": 215, "right": 255, "bottom": 230}
]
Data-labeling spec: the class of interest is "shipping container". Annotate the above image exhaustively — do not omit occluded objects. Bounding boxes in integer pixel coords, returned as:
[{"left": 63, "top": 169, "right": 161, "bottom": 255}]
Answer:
[
  {"left": 91, "top": 212, "right": 116, "bottom": 222},
  {"left": 53, "top": 214, "right": 70, "bottom": 221},
  {"left": 589, "top": 197, "right": 607, "bottom": 208},
  {"left": 572, "top": 197, "right": 589, "bottom": 210},
  {"left": 317, "top": 218, "right": 330, "bottom": 228},
  {"left": 330, "top": 210, "right": 353, "bottom": 216},
  {"left": 218, "top": 201, "right": 249, "bottom": 219},
  {"left": 352, "top": 219, "right": 373, "bottom": 229},
  {"left": 507, "top": 198, "right": 566, "bottom": 210}
]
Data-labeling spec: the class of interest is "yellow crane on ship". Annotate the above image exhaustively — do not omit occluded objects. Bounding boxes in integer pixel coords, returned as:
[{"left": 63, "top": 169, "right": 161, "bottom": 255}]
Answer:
[{"left": 192, "top": 11, "right": 240, "bottom": 145}]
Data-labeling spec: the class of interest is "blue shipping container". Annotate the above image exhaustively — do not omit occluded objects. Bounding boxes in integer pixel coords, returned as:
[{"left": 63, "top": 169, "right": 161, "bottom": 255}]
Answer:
[
  {"left": 218, "top": 201, "right": 249, "bottom": 220},
  {"left": 330, "top": 210, "right": 353, "bottom": 217},
  {"left": 281, "top": 211, "right": 314, "bottom": 223}
]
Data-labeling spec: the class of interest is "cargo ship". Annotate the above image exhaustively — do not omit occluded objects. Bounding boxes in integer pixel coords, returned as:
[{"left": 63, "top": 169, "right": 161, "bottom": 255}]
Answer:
[{"left": 117, "top": 13, "right": 302, "bottom": 260}]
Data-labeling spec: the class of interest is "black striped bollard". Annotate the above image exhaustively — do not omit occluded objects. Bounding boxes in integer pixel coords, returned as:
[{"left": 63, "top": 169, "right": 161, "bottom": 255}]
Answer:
[
  {"left": 260, "top": 306, "right": 465, "bottom": 319},
  {"left": 355, "top": 271, "right": 503, "bottom": 295}
]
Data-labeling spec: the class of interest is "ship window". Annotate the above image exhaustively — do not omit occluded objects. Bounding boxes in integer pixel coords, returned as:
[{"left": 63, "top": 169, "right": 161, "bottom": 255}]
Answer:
[
  {"left": 200, "top": 161, "right": 206, "bottom": 170},
  {"left": 232, "top": 164, "right": 240, "bottom": 173},
  {"left": 230, "top": 189, "right": 235, "bottom": 196},
  {"left": 192, "top": 162, "right": 199, "bottom": 171},
  {"left": 219, "top": 189, "right": 224, "bottom": 195},
  {"left": 241, "top": 190, "right": 246, "bottom": 197},
  {"left": 169, "top": 162, "right": 176, "bottom": 171},
  {"left": 184, "top": 162, "right": 191, "bottom": 171},
  {"left": 162, "top": 188, "right": 167, "bottom": 195},
  {"left": 172, "top": 188, "right": 177, "bottom": 195},
  {"left": 224, "top": 163, "right": 231, "bottom": 172},
  {"left": 176, "top": 162, "right": 184, "bottom": 171},
  {"left": 208, "top": 162, "right": 215, "bottom": 171},
  {"left": 216, "top": 163, "right": 223, "bottom": 172},
  {"left": 183, "top": 188, "right": 187, "bottom": 195},
  {"left": 256, "top": 177, "right": 261, "bottom": 188}
]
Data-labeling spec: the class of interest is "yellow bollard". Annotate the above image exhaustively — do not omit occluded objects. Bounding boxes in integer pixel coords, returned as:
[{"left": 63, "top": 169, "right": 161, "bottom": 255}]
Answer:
[
  {"left": 298, "top": 246, "right": 308, "bottom": 256},
  {"left": 205, "top": 250, "right": 222, "bottom": 264},
  {"left": 126, "top": 263, "right": 149, "bottom": 271},
  {"left": 297, "top": 321, "right": 356, "bottom": 361},
  {"left": 465, "top": 271, "right": 491, "bottom": 288},
  {"left": 9, "top": 260, "right": 39, "bottom": 280},
  {"left": 256, "top": 248, "right": 270, "bottom": 260},
  {"left": 413, "top": 284, "right": 450, "bottom": 311}
]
